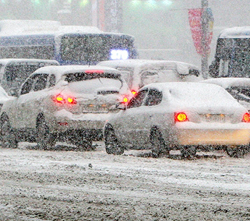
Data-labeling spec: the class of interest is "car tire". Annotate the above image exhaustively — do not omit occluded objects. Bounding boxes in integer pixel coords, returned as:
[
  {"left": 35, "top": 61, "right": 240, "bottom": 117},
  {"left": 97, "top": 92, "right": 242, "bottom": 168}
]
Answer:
[
  {"left": 1, "top": 117, "right": 18, "bottom": 149},
  {"left": 151, "top": 129, "right": 169, "bottom": 158},
  {"left": 226, "top": 146, "right": 248, "bottom": 158},
  {"left": 180, "top": 146, "right": 197, "bottom": 159},
  {"left": 36, "top": 118, "right": 56, "bottom": 150},
  {"left": 105, "top": 128, "right": 124, "bottom": 155}
]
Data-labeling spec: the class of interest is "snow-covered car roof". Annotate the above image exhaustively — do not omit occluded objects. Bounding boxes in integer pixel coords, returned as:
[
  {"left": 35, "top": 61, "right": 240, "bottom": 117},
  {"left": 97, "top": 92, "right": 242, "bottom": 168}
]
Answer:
[
  {"left": 0, "top": 58, "right": 59, "bottom": 66},
  {"left": 202, "top": 78, "right": 250, "bottom": 88},
  {"left": 98, "top": 59, "right": 200, "bottom": 74},
  {"left": 33, "top": 65, "right": 124, "bottom": 81},
  {"left": 219, "top": 26, "right": 250, "bottom": 38},
  {"left": 0, "top": 20, "right": 134, "bottom": 38},
  {"left": 141, "top": 82, "right": 245, "bottom": 111}
]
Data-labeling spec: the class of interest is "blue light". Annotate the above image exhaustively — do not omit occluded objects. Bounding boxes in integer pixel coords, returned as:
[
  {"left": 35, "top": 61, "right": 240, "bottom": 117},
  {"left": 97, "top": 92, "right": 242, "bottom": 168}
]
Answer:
[
  {"left": 110, "top": 49, "right": 129, "bottom": 60},
  {"left": 162, "top": 0, "right": 173, "bottom": 6},
  {"left": 146, "top": 0, "right": 157, "bottom": 8}
]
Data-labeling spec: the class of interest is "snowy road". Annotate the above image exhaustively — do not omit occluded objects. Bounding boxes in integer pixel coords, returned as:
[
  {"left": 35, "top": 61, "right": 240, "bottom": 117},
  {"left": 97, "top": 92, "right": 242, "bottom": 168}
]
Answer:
[{"left": 0, "top": 142, "right": 250, "bottom": 220}]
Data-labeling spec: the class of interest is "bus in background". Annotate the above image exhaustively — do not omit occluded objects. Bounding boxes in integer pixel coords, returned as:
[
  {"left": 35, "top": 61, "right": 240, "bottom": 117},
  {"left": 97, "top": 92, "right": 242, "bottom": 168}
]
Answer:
[
  {"left": 0, "top": 20, "right": 137, "bottom": 65},
  {"left": 209, "top": 26, "right": 250, "bottom": 78}
]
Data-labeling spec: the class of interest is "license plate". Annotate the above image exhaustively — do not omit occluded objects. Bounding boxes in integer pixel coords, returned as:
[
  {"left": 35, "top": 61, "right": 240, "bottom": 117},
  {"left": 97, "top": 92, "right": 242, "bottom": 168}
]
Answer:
[{"left": 200, "top": 114, "right": 226, "bottom": 122}]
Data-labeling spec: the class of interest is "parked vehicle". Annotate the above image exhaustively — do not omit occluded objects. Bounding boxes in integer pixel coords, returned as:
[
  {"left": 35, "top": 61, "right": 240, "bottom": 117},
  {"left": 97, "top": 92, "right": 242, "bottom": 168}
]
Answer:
[
  {"left": 104, "top": 82, "right": 250, "bottom": 158},
  {"left": 0, "top": 58, "right": 59, "bottom": 95},
  {"left": 0, "top": 65, "right": 131, "bottom": 150},
  {"left": 202, "top": 78, "right": 250, "bottom": 111},
  {"left": 98, "top": 59, "right": 202, "bottom": 95}
]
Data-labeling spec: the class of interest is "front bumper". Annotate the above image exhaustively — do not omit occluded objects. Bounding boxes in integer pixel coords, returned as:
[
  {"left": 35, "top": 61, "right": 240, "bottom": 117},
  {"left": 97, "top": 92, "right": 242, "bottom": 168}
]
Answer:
[{"left": 175, "top": 122, "right": 250, "bottom": 146}]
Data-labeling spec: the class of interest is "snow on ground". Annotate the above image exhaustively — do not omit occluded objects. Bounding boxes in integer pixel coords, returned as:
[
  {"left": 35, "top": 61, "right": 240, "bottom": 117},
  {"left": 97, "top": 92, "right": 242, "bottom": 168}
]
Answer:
[{"left": 0, "top": 142, "right": 250, "bottom": 220}]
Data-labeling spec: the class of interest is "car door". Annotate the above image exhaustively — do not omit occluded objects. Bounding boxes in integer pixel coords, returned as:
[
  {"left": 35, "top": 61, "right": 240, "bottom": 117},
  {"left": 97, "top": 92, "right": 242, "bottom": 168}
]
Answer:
[
  {"left": 16, "top": 73, "right": 49, "bottom": 129},
  {"left": 114, "top": 89, "right": 148, "bottom": 147},
  {"left": 143, "top": 88, "right": 163, "bottom": 131}
]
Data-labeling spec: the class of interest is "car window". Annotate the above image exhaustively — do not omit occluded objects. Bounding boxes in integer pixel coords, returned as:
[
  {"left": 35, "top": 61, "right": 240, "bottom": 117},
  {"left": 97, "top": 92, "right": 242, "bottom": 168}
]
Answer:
[
  {"left": 227, "top": 86, "right": 250, "bottom": 102},
  {"left": 20, "top": 77, "right": 35, "bottom": 95},
  {"left": 145, "top": 89, "right": 162, "bottom": 106},
  {"left": 33, "top": 74, "right": 48, "bottom": 91},
  {"left": 49, "top": 74, "right": 56, "bottom": 87},
  {"left": 140, "top": 71, "right": 159, "bottom": 87},
  {"left": 117, "top": 68, "right": 133, "bottom": 88},
  {"left": 64, "top": 72, "right": 123, "bottom": 94},
  {"left": 127, "top": 89, "right": 148, "bottom": 109}
]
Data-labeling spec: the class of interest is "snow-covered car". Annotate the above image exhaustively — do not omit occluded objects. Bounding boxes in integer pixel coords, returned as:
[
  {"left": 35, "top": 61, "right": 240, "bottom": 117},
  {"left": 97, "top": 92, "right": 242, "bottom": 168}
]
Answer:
[
  {"left": 0, "top": 85, "right": 12, "bottom": 110},
  {"left": 0, "top": 58, "right": 59, "bottom": 95},
  {"left": 104, "top": 82, "right": 250, "bottom": 158},
  {"left": 202, "top": 78, "right": 250, "bottom": 111},
  {"left": 98, "top": 59, "right": 203, "bottom": 95},
  {"left": 0, "top": 65, "right": 132, "bottom": 150}
]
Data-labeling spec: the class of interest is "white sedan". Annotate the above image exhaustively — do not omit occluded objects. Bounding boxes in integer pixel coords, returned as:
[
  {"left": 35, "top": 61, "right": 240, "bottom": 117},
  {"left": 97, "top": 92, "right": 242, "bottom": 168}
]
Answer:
[
  {"left": 202, "top": 77, "right": 250, "bottom": 111},
  {"left": 0, "top": 65, "right": 131, "bottom": 150},
  {"left": 104, "top": 82, "right": 250, "bottom": 158}
]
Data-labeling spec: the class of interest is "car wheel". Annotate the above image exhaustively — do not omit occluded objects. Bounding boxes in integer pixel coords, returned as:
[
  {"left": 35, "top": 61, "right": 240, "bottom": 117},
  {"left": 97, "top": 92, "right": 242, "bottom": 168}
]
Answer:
[
  {"left": 37, "top": 118, "right": 56, "bottom": 150},
  {"left": 180, "top": 146, "right": 197, "bottom": 159},
  {"left": 226, "top": 146, "right": 248, "bottom": 158},
  {"left": 105, "top": 128, "right": 124, "bottom": 155},
  {"left": 1, "top": 117, "right": 18, "bottom": 148},
  {"left": 151, "top": 129, "right": 169, "bottom": 158}
]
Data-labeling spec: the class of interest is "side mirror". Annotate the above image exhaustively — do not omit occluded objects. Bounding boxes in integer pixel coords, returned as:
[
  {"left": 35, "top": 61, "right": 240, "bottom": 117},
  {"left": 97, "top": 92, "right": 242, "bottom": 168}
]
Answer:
[
  {"left": 116, "top": 102, "right": 127, "bottom": 110},
  {"left": 189, "top": 69, "right": 200, "bottom": 77}
]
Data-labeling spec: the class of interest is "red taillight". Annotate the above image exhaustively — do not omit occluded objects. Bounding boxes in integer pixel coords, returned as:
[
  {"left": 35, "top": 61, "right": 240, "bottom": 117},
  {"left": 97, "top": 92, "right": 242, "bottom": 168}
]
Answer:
[
  {"left": 131, "top": 90, "right": 137, "bottom": 96},
  {"left": 122, "top": 96, "right": 129, "bottom": 104},
  {"left": 175, "top": 112, "right": 188, "bottom": 122},
  {"left": 67, "top": 97, "right": 77, "bottom": 104},
  {"left": 242, "top": 112, "right": 250, "bottom": 122},
  {"left": 54, "top": 94, "right": 77, "bottom": 104},
  {"left": 85, "top": 70, "right": 104, "bottom": 74},
  {"left": 55, "top": 94, "right": 64, "bottom": 104}
]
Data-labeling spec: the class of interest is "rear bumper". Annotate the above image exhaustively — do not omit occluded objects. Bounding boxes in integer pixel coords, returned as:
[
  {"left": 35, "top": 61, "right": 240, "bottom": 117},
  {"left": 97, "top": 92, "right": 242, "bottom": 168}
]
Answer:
[
  {"left": 52, "top": 109, "right": 112, "bottom": 132},
  {"left": 175, "top": 122, "right": 250, "bottom": 146}
]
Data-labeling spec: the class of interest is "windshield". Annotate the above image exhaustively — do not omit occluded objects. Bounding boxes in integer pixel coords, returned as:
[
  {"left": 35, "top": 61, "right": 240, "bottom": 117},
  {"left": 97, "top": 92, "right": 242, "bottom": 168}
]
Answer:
[
  {"left": 63, "top": 72, "right": 123, "bottom": 94},
  {"left": 60, "top": 34, "right": 133, "bottom": 63},
  {"left": 217, "top": 38, "right": 250, "bottom": 77},
  {"left": 227, "top": 86, "right": 250, "bottom": 102}
]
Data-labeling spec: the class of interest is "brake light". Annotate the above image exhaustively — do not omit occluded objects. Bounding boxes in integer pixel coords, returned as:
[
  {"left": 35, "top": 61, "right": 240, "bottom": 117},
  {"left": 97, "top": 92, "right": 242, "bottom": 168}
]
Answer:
[
  {"left": 175, "top": 112, "right": 188, "bottom": 122},
  {"left": 54, "top": 94, "right": 77, "bottom": 104},
  {"left": 85, "top": 70, "right": 104, "bottom": 74},
  {"left": 131, "top": 90, "right": 137, "bottom": 96},
  {"left": 242, "top": 112, "right": 250, "bottom": 122},
  {"left": 67, "top": 97, "right": 77, "bottom": 104},
  {"left": 55, "top": 94, "right": 64, "bottom": 104},
  {"left": 123, "top": 96, "right": 128, "bottom": 103}
]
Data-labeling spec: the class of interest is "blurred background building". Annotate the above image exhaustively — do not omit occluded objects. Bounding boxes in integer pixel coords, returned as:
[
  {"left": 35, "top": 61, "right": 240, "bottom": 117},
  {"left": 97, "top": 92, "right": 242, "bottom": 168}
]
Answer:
[{"left": 0, "top": 0, "right": 249, "bottom": 68}]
